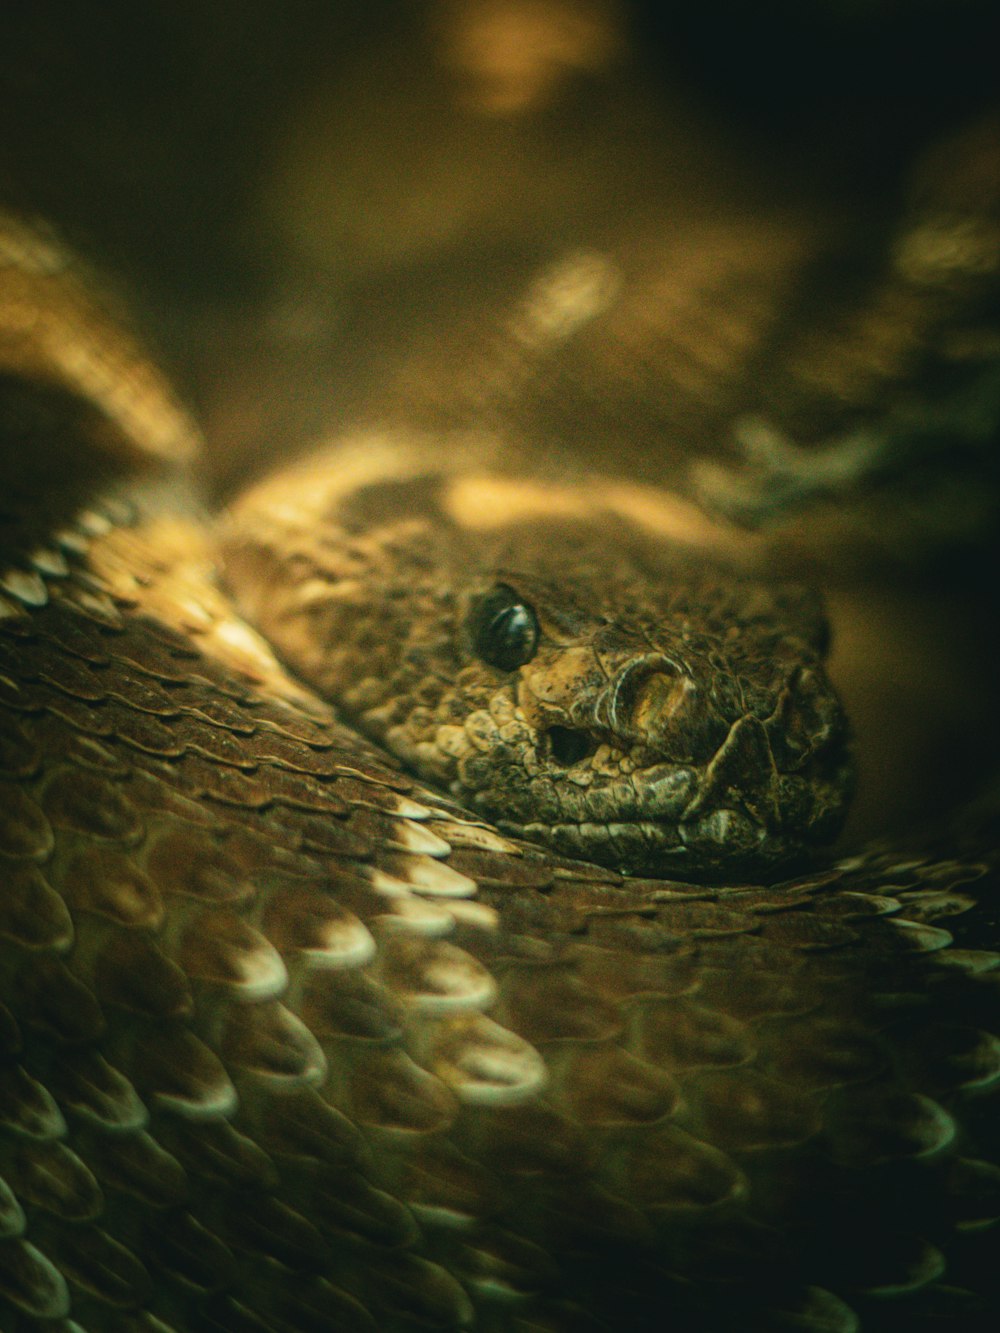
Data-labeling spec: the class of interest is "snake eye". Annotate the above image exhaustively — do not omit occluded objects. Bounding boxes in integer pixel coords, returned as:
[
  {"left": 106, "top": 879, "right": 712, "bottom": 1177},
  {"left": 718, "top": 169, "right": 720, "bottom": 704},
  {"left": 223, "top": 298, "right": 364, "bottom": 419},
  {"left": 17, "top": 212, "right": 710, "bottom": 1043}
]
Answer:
[{"left": 468, "top": 583, "right": 539, "bottom": 671}]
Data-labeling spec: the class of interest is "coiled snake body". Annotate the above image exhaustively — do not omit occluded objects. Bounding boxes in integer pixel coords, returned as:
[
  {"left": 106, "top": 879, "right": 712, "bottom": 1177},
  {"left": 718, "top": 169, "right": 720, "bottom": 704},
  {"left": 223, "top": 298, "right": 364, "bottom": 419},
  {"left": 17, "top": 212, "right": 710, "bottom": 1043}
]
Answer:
[{"left": 1, "top": 197, "right": 999, "bottom": 1333}]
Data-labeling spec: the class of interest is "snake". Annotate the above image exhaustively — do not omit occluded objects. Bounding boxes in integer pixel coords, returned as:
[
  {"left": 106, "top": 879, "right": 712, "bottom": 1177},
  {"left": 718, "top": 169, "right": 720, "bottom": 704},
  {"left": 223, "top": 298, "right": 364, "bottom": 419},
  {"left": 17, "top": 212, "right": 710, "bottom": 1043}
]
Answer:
[{"left": 2, "top": 66, "right": 1000, "bottom": 1333}]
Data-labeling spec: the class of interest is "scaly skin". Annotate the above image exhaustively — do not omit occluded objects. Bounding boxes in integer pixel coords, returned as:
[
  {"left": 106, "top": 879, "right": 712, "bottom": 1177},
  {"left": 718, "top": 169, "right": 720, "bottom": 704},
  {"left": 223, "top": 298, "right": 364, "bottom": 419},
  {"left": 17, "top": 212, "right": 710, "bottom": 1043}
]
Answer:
[
  {"left": 1, "top": 222, "right": 999, "bottom": 1331},
  {"left": 1, "top": 461, "right": 999, "bottom": 1332}
]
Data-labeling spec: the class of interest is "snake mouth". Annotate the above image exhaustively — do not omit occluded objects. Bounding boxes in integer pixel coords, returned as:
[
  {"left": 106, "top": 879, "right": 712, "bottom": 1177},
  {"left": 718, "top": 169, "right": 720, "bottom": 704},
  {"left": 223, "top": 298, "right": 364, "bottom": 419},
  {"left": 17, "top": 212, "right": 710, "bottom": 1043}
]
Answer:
[
  {"left": 510, "top": 767, "right": 852, "bottom": 881},
  {"left": 489, "top": 710, "right": 854, "bottom": 882}
]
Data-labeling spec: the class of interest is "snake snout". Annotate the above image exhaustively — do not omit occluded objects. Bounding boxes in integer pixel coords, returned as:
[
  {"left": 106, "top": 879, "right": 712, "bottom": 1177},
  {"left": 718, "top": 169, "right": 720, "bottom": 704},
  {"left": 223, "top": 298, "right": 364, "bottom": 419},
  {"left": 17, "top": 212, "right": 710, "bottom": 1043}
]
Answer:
[
  {"left": 604, "top": 655, "right": 691, "bottom": 738},
  {"left": 599, "top": 654, "right": 729, "bottom": 763},
  {"left": 766, "top": 663, "right": 848, "bottom": 770},
  {"left": 530, "top": 655, "right": 705, "bottom": 775},
  {"left": 626, "top": 668, "right": 694, "bottom": 742}
]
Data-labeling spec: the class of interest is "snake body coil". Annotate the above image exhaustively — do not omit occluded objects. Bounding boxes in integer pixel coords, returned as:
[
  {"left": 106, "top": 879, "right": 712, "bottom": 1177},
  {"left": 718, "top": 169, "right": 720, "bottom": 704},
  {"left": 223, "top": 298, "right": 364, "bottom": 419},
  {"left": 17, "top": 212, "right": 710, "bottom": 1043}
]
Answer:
[{"left": 1, "top": 210, "right": 999, "bottom": 1333}]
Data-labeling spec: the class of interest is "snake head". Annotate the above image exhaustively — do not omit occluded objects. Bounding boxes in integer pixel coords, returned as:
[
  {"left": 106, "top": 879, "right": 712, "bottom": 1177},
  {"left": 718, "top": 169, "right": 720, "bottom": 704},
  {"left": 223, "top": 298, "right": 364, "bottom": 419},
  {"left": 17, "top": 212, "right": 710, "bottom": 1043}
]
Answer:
[
  {"left": 223, "top": 441, "right": 854, "bottom": 883},
  {"left": 447, "top": 556, "right": 851, "bottom": 879}
]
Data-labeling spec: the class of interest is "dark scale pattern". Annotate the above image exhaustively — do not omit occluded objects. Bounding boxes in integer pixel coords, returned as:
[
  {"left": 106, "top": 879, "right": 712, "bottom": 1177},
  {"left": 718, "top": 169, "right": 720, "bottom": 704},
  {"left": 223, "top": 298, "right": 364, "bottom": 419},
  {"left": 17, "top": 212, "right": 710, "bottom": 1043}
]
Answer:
[{"left": 0, "top": 506, "right": 996, "bottom": 1333}]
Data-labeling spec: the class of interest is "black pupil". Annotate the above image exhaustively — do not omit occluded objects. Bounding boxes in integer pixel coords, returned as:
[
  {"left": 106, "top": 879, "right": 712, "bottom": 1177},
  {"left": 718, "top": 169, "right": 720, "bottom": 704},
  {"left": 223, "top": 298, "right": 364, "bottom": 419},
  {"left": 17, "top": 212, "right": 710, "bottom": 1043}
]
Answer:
[{"left": 469, "top": 585, "right": 539, "bottom": 671}]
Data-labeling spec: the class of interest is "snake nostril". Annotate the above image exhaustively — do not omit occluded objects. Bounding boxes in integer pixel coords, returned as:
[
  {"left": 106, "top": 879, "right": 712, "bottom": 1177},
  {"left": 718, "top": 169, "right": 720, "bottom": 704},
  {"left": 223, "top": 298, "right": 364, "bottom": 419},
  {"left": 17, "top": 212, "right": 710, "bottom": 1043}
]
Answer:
[
  {"left": 628, "top": 669, "right": 688, "bottom": 735},
  {"left": 545, "top": 725, "right": 596, "bottom": 767}
]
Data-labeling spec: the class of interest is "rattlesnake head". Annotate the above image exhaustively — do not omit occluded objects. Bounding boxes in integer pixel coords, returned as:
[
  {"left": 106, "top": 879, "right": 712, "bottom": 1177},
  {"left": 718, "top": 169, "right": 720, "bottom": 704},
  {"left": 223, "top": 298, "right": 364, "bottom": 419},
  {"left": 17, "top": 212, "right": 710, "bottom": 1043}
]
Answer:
[{"left": 223, "top": 434, "right": 853, "bottom": 880}]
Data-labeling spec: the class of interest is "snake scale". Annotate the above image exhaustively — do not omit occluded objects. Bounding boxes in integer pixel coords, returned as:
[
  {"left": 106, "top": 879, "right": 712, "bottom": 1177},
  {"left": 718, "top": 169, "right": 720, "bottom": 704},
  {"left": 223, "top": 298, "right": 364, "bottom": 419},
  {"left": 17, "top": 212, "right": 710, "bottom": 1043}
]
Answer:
[{"left": 3, "top": 6, "right": 1000, "bottom": 1330}]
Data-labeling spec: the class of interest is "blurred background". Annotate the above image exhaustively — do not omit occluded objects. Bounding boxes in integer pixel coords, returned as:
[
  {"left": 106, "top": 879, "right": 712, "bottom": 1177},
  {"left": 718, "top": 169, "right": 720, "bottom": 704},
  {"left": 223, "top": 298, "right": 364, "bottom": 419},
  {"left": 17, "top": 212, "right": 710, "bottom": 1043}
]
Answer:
[
  {"left": 2, "top": 1, "right": 996, "bottom": 480},
  {"left": 4, "top": 3, "right": 998, "bottom": 280}
]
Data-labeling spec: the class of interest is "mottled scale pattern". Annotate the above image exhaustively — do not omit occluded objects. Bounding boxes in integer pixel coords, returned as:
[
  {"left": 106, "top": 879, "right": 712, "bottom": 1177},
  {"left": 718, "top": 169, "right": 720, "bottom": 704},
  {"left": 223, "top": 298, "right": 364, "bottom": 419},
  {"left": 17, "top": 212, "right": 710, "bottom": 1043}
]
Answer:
[{"left": 0, "top": 486, "right": 998, "bottom": 1332}]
